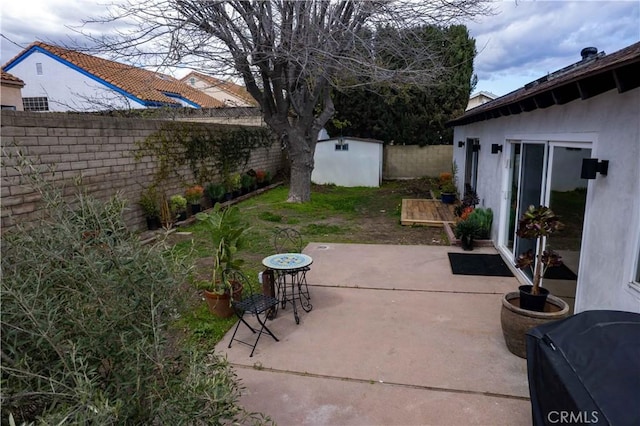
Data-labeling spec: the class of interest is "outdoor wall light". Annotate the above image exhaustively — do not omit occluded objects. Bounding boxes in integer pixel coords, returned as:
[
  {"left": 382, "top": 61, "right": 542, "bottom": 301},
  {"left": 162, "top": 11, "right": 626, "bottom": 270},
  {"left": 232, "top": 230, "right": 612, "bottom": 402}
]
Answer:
[
  {"left": 458, "top": 141, "right": 465, "bottom": 147},
  {"left": 581, "top": 158, "right": 609, "bottom": 179},
  {"left": 491, "top": 144, "right": 503, "bottom": 154}
]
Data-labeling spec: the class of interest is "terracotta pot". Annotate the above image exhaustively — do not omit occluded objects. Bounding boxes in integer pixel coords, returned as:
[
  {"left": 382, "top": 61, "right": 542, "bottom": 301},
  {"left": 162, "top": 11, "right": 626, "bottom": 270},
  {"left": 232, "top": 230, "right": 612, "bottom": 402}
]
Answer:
[
  {"left": 202, "top": 281, "right": 243, "bottom": 318},
  {"left": 203, "top": 290, "right": 234, "bottom": 318},
  {"left": 500, "top": 291, "right": 570, "bottom": 358}
]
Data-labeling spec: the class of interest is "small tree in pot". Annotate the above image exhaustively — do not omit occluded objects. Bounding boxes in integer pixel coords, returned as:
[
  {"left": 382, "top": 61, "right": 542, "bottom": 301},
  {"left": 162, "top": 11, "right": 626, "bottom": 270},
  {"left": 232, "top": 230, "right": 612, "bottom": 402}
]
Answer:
[
  {"left": 514, "top": 205, "right": 564, "bottom": 311},
  {"left": 501, "top": 205, "right": 571, "bottom": 358},
  {"left": 195, "top": 204, "right": 250, "bottom": 317}
]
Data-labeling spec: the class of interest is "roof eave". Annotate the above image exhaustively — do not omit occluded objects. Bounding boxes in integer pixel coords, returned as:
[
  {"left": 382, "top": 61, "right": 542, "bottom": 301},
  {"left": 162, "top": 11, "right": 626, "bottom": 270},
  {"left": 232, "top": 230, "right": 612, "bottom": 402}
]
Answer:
[{"left": 448, "top": 56, "right": 640, "bottom": 128}]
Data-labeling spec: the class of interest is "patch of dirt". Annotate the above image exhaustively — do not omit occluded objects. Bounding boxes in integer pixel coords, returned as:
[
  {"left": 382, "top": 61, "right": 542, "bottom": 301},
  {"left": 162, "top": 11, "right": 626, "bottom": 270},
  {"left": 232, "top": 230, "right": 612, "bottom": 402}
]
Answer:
[
  {"left": 354, "top": 215, "right": 448, "bottom": 245},
  {"left": 310, "top": 178, "right": 448, "bottom": 246}
]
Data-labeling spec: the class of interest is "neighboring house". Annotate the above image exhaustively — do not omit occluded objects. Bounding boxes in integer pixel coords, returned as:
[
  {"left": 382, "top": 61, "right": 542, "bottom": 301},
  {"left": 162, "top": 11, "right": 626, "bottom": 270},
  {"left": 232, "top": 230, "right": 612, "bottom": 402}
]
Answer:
[
  {"left": 181, "top": 71, "right": 257, "bottom": 107},
  {"left": 449, "top": 43, "right": 640, "bottom": 314},
  {"left": 2, "top": 42, "right": 224, "bottom": 112},
  {"left": 466, "top": 91, "right": 497, "bottom": 110},
  {"left": 1, "top": 71, "right": 25, "bottom": 110},
  {"left": 312, "top": 137, "right": 383, "bottom": 187}
]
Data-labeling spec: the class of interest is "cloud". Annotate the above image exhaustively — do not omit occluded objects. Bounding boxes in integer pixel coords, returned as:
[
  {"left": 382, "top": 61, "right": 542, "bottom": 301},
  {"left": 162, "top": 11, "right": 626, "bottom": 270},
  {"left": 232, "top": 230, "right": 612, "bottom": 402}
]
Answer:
[
  {"left": 1, "top": 1, "right": 117, "bottom": 65},
  {"left": 467, "top": 0, "right": 640, "bottom": 95},
  {"left": 2, "top": 0, "right": 638, "bottom": 96}
]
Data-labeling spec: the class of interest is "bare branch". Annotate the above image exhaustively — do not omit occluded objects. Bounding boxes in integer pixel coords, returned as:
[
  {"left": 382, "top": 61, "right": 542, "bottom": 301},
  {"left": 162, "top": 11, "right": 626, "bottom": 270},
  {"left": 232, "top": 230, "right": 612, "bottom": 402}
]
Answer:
[{"left": 80, "top": 0, "right": 493, "bottom": 201}]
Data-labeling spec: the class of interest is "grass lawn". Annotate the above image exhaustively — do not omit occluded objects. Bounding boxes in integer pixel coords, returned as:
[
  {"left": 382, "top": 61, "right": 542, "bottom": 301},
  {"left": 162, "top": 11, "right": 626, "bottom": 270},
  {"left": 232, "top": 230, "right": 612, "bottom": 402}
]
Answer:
[{"left": 168, "top": 179, "right": 446, "bottom": 350}]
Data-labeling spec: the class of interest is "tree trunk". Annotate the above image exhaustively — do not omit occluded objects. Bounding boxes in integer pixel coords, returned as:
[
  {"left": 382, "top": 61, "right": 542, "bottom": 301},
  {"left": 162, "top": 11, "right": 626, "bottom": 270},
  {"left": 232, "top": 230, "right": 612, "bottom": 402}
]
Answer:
[
  {"left": 286, "top": 127, "right": 316, "bottom": 203},
  {"left": 288, "top": 160, "right": 313, "bottom": 203}
]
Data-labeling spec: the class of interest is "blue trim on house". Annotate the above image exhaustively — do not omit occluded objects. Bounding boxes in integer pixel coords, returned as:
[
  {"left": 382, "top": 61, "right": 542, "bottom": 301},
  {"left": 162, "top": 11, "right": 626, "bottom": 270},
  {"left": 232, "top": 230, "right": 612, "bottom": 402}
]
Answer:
[
  {"left": 4, "top": 46, "right": 178, "bottom": 108},
  {"left": 163, "top": 92, "right": 200, "bottom": 108}
]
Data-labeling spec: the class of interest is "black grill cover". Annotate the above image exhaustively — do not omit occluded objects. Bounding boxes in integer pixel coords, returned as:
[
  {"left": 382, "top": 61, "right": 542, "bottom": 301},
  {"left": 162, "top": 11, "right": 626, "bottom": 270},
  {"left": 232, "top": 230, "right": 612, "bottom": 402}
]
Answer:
[{"left": 526, "top": 310, "right": 640, "bottom": 426}]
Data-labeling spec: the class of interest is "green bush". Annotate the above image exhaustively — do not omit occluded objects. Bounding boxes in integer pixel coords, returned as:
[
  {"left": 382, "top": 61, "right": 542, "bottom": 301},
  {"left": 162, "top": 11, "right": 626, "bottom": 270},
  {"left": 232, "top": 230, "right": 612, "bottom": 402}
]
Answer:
[
  {"left": 454, "top": 208, "right": 493, "bottom": 240},
  {"left": 454, "top": 217, "right": 480, "bottom": 239},
  {"left": 468, "top": 207, "right": 493, "bottom": 239},
  {"left": 0, "top": 174, "right": 270, "bottom": 424}
]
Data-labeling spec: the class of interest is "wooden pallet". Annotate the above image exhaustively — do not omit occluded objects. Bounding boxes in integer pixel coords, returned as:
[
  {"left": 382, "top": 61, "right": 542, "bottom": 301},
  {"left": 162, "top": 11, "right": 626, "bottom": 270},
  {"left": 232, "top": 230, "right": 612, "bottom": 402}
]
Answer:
[{"left": 400, "top": 199, "right": 457, "bottom": 227}]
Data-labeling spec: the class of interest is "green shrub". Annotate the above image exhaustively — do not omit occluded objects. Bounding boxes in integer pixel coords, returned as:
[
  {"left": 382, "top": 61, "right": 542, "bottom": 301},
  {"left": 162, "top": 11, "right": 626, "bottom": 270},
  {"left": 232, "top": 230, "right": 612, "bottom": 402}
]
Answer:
[
  {"left": 0, "top": 171, "right": 270, "bottom": 424},
  {"left": 454, "top": 208, "right": 493, "bottom": 240},
  {"left": 454, "top": 217, "right": 481, "bottom": 239},
  {"left": 170, "top": 194, "right": 188, "bottom": 213},
  {"left": 467, "top": 207, "right": 493, "bottom": 239},
  {"left": 206, "top": 182, "right": 226, "bottom": 203}
]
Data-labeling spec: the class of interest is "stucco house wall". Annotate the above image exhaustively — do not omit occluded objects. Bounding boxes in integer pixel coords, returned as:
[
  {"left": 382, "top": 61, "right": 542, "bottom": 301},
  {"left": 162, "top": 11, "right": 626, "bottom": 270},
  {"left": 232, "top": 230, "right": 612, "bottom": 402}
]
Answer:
[
  {"left": 312, "top": 137, "right": 383, "bottom": 187},
  {"left": 1, "top": 85, "right": 24, "bottom": 110},
  {"left": 186, "top": 78, "right": 250, "bottom": 107},
  {"left": 7, "top": 51, "right": 146, "bottom": 111},
  {"left": 0, "top": 75, "right": 25, "bottom": 111},
  {"left": 452, "top": 87, "right": 640, "bottom": 314}
]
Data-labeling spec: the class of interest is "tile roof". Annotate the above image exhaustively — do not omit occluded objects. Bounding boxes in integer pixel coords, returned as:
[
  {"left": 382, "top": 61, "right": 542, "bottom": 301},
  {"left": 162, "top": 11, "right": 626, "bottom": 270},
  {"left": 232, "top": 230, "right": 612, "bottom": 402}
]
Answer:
[
  {"left": 3, "top": 42, "right": 224, "bottom": 108},
  {"left": 449, "top": 42, "right": 640, "bottom": 126},
  {"left": 181, "top": 71, "right": 257, "bottom": 107},
  {"left": 1, "top": 70, "right": 25, "bottom": 86}
]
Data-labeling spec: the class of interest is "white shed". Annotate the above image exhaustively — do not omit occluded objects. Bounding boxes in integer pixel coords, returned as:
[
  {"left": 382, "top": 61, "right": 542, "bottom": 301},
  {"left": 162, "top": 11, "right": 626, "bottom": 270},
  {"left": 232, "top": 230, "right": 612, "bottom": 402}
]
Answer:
[{"left": 312, "top": 137, "right": 383, "bottom": 187}]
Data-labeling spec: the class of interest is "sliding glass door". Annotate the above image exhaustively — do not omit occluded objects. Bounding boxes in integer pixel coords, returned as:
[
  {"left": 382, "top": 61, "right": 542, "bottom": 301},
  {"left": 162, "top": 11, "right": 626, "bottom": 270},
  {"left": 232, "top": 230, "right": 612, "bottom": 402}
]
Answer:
[
  {"left": 502, "top": 141, "right": 590, "bottom": 284},
  {"left": 545, "top": 145, "right": 591, "bottom": 278}
]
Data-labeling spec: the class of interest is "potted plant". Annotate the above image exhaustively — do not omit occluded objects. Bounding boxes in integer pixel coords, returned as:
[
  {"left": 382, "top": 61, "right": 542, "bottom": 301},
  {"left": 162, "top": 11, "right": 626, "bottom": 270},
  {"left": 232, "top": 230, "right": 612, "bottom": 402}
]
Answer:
[
  {"left": 139, "top": 186, "right": 161, "bottom": 230},
  {"left": 205, "top": 182, "right": 226, "bottom": 205},
  {"left": 255, "top": 170, "right": 267, "bottom": 188},
  {"left": 440, "top": 181, "right": 458, "bottom": 204},
  {"left": 195, "top": 204, "right": 250, "bottom": 317},
  {"left": 454, "top": 218, "right": 480, "bottom": 251},
  {"left": 500, "top": 205, "right": 571, "bottom": 358},
  {"left": 229, "top": 173, "right": 242, "bottom": 198},
  {"left": 515, "top": 205, "right": 565, "bottom": 310},
  {"left": 439, "top": 169, "right": 458, "bottom": 204},
  {"left": 240, "top": 173, "right": 255, "bottom": 195},
  {"left": 169, "top": 194, "right": 187, "bottom": 222},
  {"left": 454, "top": 185, "right": 479, "bottom": 217},
  {"left": 185, "top": 185, "right": 204, "bottom": 215}
]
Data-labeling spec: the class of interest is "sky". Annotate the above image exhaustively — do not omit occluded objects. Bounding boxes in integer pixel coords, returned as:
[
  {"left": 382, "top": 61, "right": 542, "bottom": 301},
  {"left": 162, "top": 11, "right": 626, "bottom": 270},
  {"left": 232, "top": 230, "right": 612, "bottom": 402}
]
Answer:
[{"left": 1, "top": 0, "right": 638, "bottom": 97}]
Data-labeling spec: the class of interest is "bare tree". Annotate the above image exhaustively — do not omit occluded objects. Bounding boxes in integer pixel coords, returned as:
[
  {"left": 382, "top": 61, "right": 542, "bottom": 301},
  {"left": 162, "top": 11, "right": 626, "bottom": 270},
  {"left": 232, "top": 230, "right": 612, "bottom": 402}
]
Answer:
[{"left": 88, "top": 0, "right": 492, "bottom": 202}]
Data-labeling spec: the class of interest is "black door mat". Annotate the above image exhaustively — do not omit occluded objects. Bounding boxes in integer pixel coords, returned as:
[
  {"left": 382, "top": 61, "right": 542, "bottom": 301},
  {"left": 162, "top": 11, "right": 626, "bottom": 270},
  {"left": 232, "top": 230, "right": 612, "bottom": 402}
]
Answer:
[
  {"left": 448, "top": 253, "right": 514, "bottom": 277},
  {"left": 543, "top": 264, "right": 578, "bottom": 280}
]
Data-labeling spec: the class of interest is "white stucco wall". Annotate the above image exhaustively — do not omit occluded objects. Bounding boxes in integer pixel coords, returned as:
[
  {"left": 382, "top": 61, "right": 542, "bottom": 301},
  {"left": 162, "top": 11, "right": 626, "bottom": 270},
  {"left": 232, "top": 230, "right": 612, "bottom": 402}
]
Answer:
[
  {"left": 189, "top": 78, "right": 252, "bottom": 107},
  {"left": 312, "top": 137, "right": 383, "bottom": 187},
  {"left": 7, "top": 51, "right": 146, "bottom": 111},
  {"left": 453, "top": 87, "right": 640, "bottom": 314},
  {"left": 0, "top": 84, "right": 24, "bottom": 110}
]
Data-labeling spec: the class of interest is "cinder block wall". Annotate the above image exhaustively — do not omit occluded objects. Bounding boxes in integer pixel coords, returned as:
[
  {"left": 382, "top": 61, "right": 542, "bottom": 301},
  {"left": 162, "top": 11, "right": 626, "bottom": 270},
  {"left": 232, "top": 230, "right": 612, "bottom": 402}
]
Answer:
[
  {"left": 383, "top": 145, "right": 453, "bottom": 179},
  {"left": 1, "top": 111, "right": 283, "bottom": 231}
]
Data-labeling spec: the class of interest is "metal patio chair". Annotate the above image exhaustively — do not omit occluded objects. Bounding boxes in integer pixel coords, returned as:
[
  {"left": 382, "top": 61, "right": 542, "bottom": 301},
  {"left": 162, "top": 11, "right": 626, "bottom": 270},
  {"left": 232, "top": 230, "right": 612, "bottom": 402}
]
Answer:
[{"left": 225, "top": 269, "right": 279, "bottom": 357}]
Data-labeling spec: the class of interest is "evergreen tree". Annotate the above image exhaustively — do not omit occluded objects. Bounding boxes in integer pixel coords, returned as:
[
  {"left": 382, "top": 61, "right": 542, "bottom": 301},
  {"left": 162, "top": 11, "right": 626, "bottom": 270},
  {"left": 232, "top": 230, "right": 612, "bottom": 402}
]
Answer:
[{"left": 328, "top": 25, "right": 477, "bottom": 146}]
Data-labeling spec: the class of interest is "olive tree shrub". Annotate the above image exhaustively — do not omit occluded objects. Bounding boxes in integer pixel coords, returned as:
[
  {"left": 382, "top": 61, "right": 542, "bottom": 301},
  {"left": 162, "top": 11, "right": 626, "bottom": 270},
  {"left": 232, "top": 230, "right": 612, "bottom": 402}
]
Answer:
[{"left": 0, "top": 157, "right": 271, "bottom": 425}]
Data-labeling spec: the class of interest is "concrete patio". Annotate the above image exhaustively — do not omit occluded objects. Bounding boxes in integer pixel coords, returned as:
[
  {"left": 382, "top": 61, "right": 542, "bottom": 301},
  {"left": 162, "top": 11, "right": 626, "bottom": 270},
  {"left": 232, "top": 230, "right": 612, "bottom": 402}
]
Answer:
[{"left": 215, "top": 243, "right": 534, "bottom": 425}]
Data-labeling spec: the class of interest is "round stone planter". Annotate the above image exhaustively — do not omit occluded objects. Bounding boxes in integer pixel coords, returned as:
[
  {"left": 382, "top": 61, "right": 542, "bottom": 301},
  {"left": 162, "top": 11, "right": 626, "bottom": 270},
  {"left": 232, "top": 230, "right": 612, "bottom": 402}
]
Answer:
[{"left": 500, "top": 291, "right": 570, "bottom": 358}]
